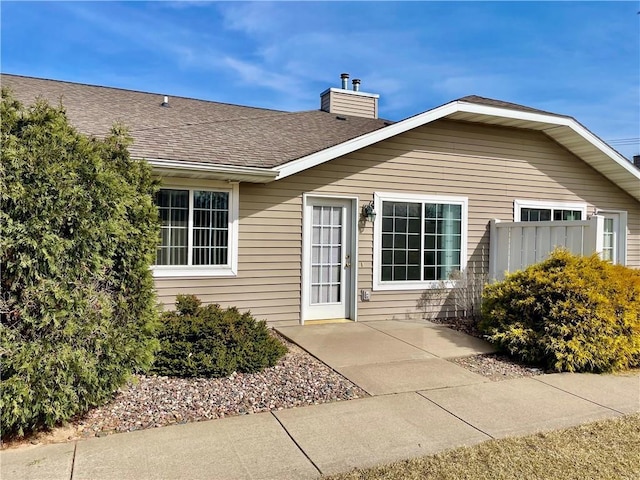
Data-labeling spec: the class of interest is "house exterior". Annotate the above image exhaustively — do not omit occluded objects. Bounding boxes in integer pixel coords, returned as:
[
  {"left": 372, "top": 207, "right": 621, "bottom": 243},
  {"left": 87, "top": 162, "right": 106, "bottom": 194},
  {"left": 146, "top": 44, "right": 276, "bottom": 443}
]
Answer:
[{"left": 3, "top": 73, "right": 639, "bottom": 326}]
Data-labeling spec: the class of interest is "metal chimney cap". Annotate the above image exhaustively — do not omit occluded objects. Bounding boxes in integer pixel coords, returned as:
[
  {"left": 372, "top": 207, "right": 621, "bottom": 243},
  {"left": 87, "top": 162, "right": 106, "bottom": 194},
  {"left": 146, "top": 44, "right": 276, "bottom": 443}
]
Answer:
[
  {"left": 352, "top": 78, "right": 361, "bottom": 92},
  {"left": 340, "top": 73, "right": 350, "bottom": 89},
  {"left": 161, "top": 95, "right": 170, "bottom": 107}
]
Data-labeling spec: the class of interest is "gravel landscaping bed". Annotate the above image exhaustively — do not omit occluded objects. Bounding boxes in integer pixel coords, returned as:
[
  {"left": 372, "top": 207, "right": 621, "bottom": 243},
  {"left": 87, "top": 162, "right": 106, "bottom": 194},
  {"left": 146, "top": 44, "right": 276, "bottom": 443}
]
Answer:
[
  {"left": 4, "top": 321, "right": 542, "bottom": 448},
  {"left": 451, "top": 354, "right": 544, "bottom": 381},
  {"left": 70, "top": 333, "right": 367, "bottom": 439}
]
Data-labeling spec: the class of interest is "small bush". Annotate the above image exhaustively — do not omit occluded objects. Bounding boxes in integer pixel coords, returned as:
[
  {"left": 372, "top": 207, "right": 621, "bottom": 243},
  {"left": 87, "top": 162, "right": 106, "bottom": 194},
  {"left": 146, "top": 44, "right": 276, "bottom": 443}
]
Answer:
[
  {"left": 152, "top": 295, "right": 287, "bottom": 378},
  {"left": 480, "top": 249, "right": 640, "bottom": 372}
]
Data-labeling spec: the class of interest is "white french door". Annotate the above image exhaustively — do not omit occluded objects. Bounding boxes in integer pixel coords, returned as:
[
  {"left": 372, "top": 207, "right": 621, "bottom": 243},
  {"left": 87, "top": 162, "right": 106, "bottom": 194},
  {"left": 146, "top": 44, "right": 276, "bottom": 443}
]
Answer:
[
  {"left": 601, "top": 212, "right": 619, "bottom": 263},
  {"left": 302, "top": 197, "right": 354, "bottom": 322}
]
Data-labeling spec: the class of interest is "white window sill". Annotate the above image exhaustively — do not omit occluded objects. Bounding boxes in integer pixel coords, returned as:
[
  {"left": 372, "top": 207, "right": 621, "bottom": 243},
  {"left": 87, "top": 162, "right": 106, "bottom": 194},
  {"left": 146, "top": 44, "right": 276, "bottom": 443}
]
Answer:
[
  {"left": 152, "top": 266, "right": 237, "bottom": 278},
  {"left": 373, "top": 280, "right": 458, "bottom": 291}
]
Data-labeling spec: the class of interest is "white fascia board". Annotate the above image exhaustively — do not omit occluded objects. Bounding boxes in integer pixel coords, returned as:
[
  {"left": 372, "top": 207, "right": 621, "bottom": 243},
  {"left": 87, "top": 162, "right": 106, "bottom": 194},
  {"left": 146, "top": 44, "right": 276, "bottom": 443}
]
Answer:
[
  {"left": 455, "top": 101, "right": 575, "bottom": 126},
  {"left": 145, "top": 158, "right": 278, "bottom": 183},
  {"left": 274, "top": 102, "right": 460, "bottom": 180}
]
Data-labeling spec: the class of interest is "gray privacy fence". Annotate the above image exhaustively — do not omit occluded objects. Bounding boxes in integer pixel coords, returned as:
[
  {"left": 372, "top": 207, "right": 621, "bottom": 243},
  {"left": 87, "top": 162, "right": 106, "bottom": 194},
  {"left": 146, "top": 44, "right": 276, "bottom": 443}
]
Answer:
[{"left": 489, "top": 215, "right": 604, "bottom": 280}]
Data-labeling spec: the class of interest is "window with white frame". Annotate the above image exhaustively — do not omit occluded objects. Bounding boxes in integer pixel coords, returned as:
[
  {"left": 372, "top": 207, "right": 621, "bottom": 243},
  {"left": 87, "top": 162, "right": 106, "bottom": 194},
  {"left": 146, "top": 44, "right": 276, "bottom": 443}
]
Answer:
[
  {"left": 514, "top": 200, "right": 587, "bottom": 222},
  {"left": 374, "top": 193, "right": 467, "bottom": 290},
  {"left": 153, "top": 184, "right": 238, "bottom": 277}
]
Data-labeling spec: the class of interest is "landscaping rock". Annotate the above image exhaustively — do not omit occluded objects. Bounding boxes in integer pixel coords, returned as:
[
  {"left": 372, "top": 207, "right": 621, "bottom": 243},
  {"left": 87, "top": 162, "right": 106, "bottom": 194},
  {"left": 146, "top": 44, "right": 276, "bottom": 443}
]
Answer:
[{"left": 70, "top": 333, "right": 367, "bottom": 439}]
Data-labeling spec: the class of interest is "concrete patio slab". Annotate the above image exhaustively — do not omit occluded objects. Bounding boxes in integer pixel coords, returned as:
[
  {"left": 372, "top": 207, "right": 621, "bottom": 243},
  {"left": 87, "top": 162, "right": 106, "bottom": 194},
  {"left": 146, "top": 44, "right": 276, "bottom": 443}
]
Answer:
[
  {"left": 336, "top": 357, "right": 488, "bottom": 396},
  {"left": 276, "top": 323, "right": 434, "bottom": 368},
  {"left": 367, "top": 320, "right": 496, "bottom": 358},
  {"left": 274, "top": 392, "right": 489, "bottom": 475},
  {"left": 421, "top": 377, "right": 619, "bottom": 439},
  {"left": 1, "top": 442, "right": 75, "bottom": 480},
  {"left": 73, "top": 412, "right": 318, "bottom": 480},
  {"left": 536, "top": 372, "right": 640, "bottom": 414}
]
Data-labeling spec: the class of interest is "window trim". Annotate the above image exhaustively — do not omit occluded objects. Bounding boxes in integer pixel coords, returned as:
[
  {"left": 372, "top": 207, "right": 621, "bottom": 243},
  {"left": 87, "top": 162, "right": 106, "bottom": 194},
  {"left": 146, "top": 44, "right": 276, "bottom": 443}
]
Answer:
[
  {"left": 373, "top": 192, "right": 468, "bottom": 291},
  {"left": 513, "top": 199, "right": 587, "bottom": 222},
  {"left": 152, "top": 180, "right": 239, "bottom": 278}
]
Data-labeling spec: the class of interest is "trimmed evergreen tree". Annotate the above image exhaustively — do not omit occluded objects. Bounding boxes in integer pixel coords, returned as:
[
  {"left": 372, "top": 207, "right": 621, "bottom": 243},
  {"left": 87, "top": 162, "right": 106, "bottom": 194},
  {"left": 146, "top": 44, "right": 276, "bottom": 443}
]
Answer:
[{"left": 0, "top": 89, "right": 160, "bottom": 437}]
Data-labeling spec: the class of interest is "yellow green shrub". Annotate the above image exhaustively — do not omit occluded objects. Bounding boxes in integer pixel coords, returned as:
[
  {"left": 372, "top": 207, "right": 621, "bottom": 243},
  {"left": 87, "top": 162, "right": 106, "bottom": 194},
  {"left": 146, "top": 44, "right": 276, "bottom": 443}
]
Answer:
[{"left": 480, "top": 249, "right": 640, "bottom": 372}]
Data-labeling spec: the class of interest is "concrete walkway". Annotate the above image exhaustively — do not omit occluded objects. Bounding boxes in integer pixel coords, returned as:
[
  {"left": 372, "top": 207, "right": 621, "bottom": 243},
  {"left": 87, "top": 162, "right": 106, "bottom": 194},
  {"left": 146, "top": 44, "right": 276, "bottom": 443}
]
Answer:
[{"left": 3, "top": 320, "right": 639, "bottom": 479}]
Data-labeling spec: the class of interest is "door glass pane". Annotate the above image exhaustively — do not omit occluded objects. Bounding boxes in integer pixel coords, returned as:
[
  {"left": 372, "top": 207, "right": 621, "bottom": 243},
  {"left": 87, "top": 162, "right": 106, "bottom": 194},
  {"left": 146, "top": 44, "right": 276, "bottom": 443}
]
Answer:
[
  {"left": 604, "top": 218, "right": 614, "bottom": 233},
  {"left": 602, "top": 217, "right": 616, "bottom": 262},
  {"left": 311, "top": 206, "right": 342, "bottom": 305}
]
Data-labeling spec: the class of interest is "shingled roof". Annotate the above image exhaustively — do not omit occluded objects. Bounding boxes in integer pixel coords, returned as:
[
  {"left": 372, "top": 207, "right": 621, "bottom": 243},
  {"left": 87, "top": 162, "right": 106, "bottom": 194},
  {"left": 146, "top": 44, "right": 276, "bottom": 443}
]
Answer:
[
  {"left": 0, "top": 74, "right": 390, "bottom": 169},
  {"left": 3, "top": 73, "right": 638, "bottom": 201}
]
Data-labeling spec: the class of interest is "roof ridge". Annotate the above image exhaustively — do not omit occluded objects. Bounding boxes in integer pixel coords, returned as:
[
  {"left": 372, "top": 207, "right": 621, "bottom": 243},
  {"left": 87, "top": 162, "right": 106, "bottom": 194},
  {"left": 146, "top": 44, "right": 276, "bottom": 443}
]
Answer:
[
  {"left": 456, "top": 94, "right": 570, "bottom": 118},
  {"left": 0, "top": 72, "right": 289, "bottom": 114},
  {"left": 130, "top": 110, "right": 294, "bottom": 133}
]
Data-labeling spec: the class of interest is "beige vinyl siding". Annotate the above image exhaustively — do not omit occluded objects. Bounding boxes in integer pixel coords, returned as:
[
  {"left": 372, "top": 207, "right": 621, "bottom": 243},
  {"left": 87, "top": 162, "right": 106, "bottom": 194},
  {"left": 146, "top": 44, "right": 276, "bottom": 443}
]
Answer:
[
  {"left": 320, "top": 90, "right": 377, "bottom": 119},
  {"left": 155, "top": 118, "right": 640, "bottom": 324},
  {"left": 320, "top": 94, "right": 331, "bottom": 114}
]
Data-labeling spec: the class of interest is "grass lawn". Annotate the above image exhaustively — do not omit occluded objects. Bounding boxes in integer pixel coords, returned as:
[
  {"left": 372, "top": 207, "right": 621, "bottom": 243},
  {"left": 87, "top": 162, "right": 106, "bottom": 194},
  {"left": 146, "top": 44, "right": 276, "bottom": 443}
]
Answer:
[{"left": 326, "top": 414, "right": 640, "bottom": 480}]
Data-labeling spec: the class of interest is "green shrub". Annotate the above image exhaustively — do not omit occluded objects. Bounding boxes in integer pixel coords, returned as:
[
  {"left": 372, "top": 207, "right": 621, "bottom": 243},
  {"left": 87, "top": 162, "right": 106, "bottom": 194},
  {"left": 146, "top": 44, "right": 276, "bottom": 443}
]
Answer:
[
  {"left": 480, "top": 249, "right": 640, "bottom": 373},
  {"left": 152, "top": 295, "right": 287, "bottom": 378},
  {"left": 1, "top": 90, "right": 160, "bottom": 438}
]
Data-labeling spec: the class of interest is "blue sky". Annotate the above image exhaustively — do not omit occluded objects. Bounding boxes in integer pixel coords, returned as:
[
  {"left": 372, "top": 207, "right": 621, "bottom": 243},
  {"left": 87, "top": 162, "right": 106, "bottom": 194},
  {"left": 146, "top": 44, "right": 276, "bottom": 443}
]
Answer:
[{"left": 2, "top": 1, "right": 639, "bottom": 159}]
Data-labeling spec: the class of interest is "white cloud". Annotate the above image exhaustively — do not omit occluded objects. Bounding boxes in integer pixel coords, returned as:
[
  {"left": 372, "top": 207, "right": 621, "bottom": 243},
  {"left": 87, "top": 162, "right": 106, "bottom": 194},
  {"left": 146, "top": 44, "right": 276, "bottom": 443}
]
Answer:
[
  {"left": 221, "top": 56, "right": 299, "bottom": 93},
  {"left": 218, "top": 2, "right": 283, "bottom": 36}
]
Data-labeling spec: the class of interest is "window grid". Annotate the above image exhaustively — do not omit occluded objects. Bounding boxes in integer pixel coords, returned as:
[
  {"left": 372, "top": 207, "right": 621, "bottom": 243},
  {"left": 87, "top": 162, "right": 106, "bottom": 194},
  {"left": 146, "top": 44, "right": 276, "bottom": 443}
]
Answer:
[
  {"left": 156, "top": 189, "right": 189, "bottom": 266},
  {"left": 381, "top": 201, "right": 462, "bottom": 283},
  {"left": 520, "top": 208, "right": 582, "bottom": 222},
  {"left": 192, "top": 191, "right": 229, "bottom": 266},
  {"left": 155, "top": 189, "right": 229, "bottom": 267},
  {"left": 310, "top": 206, "right": 342, "bottom": 304},
  {"left": 381, "top": 202, "right": 421, "bottom": 281}
]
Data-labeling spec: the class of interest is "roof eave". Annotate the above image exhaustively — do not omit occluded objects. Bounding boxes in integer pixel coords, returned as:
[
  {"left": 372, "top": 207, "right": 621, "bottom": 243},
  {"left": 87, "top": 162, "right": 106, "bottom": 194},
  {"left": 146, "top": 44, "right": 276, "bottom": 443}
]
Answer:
[{"left": 146, "top": 158, "right": 277, "bottom": 183}]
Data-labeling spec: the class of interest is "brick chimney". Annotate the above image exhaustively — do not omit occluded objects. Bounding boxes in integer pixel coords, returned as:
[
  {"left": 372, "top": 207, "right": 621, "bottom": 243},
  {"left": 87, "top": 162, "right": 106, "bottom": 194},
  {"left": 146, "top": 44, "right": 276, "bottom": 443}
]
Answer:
[{"left": 320, "top": 73, "right": 379, "bottom": 119}]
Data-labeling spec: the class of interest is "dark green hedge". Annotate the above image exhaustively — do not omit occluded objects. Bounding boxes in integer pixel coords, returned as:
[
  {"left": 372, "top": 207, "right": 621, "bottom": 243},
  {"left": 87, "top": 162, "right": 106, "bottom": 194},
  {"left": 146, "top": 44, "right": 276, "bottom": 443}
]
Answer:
[
  {"left": 0, "top": 89, "right": 160, "bottom": 438},
  {"left": 480, "top": 249, "right": 640, "bottom": 372},
  {"left": 152, "top": 295, "right": 287, "bottom": 378}
]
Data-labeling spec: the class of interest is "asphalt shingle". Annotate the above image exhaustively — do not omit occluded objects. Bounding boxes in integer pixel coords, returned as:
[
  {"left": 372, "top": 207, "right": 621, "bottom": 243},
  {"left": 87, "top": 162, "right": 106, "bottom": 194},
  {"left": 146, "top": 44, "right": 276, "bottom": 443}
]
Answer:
[{"left": 1, "top": 74, "right": 390, "bottom": 169}]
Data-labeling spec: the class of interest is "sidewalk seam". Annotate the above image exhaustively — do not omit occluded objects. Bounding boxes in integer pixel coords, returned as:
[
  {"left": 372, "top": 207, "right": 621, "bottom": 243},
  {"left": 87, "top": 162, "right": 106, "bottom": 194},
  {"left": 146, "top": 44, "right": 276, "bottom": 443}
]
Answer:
[
  {"left": 364, "top": 322, "right": 443, "bottom": 358},
  {"left": 416, "top": 391, "right": 495, "bottom": 440},
  {"left": 532, "top": 377, "right": 627, "bottom": 415},
  {"left": 69, "top": 441, "right": 77, "bottom": 480},
  {"left": 274, "top": 328, "right": 374, "bottom": 397},
  {"left": 270, "top": 412, "right": 323, "bottom": 477}
]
